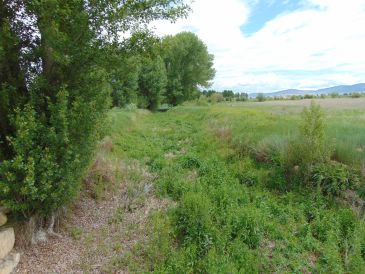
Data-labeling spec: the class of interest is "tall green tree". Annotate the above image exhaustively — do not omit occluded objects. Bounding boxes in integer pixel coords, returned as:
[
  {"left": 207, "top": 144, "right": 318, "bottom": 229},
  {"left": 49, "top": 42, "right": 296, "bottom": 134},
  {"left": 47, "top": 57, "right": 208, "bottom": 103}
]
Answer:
[
  {"left": 110, "top": 31, "right": 161, "bottom": 108},
  {"left": 162, "top": 32, "right": 215, "bottom": 105},
  {"left": 111, "top": 55, "right": 141, "bottom": 107},
  {"left": 0, "top": 0, "right": 189, "bottom": 218},
  {"left": 222, "top": 90, "right": 234, "bottom": 101},
  {"left": 138, "top": 56, "right": 167, "bottom": 111}
]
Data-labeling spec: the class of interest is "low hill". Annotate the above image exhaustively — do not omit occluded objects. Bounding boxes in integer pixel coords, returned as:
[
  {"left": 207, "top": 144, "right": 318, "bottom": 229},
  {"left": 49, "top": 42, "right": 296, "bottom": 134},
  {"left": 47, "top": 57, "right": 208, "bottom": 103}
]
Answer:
[{"left": 250, "top": 83, "right": 365, "bottom": 97}]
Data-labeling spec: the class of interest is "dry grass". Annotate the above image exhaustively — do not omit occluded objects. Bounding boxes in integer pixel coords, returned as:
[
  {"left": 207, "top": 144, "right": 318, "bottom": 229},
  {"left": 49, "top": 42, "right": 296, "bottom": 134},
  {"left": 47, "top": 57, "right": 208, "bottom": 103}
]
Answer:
[
  {"left": 83, "top": 137, "right": 118, "bottom": 201},
  {"left": 83, "top": 154, "right": 117, "bottom": 200},
  {"left": 213, "top": 126, "right": 233, "bottom": 144},
  {"left": 15, "top": 137, "right": 171, "bottom": 273},
  {"left": 209, "top": 117, "right": 233, "bottom": 145},
  {"left": 231, "top": 98, "right": 365, "bottom": 113}
]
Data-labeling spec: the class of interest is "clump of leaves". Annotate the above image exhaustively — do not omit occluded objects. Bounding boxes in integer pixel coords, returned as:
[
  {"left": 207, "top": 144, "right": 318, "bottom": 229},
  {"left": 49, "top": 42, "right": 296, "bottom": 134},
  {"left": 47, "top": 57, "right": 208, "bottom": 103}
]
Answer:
[
  {"left": 311, "top": 161, "right": 360, "bottom": 197},
  {"left": 70, "top": 227, "right": 83, "bottom": 240}
]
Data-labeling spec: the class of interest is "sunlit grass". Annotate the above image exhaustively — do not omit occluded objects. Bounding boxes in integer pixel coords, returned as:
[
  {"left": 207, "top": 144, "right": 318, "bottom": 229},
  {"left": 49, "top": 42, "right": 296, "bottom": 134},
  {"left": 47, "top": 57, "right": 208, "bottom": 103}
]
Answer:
[{"left": 105, "top": 99, "right": 365, "bottom": 273}]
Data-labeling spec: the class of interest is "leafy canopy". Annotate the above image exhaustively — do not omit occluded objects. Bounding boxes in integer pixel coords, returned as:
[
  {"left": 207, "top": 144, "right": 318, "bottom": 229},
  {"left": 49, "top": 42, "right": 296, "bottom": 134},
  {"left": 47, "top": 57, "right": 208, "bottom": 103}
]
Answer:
[
  {"left": 162, "top": 32, "right": 215, "bottom": 105},
  {"left": 0, "top": 0, "right": 189, "bottom": 217}
]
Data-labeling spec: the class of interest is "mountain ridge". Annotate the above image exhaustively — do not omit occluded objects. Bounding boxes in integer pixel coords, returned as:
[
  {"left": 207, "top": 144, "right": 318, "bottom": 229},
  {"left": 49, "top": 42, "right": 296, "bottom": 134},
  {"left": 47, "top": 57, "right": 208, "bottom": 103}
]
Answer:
[{"left": 249, "top": 83, "right": 365, "bottom": 97}]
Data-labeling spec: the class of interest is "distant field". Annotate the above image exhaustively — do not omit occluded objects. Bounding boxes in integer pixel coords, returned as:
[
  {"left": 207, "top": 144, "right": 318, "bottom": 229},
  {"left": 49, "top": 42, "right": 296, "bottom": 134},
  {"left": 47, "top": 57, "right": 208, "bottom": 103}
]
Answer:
[
  {"left": 215, "top": 98, "right": 365, "bottom": 167},
  {"left": 228, "top": 97, "right": 365, "bottom": 113}
]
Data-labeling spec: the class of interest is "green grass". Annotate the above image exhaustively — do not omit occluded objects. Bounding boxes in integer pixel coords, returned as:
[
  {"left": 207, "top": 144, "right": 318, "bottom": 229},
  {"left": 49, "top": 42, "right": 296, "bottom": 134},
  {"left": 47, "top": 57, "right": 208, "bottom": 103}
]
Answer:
[{"left": 106, "top": 100, "right": 365, "bottom": 273}]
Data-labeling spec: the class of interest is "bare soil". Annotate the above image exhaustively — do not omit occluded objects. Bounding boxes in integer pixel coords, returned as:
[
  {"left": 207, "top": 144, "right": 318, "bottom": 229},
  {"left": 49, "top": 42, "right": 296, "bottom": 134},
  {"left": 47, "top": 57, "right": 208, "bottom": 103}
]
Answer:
[{"left": 14, "top": 161, "right": 169, "bottom": 273}]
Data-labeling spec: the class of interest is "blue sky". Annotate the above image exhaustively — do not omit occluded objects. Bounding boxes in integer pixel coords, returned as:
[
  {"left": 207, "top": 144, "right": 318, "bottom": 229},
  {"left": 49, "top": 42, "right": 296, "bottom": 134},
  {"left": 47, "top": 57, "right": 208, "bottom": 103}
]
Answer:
[
  {"left": 241, "top": 0, "right": 309, "bottom": 35},
  {"left": 153, "top": 0, "right": 365, "bottom": 93}
]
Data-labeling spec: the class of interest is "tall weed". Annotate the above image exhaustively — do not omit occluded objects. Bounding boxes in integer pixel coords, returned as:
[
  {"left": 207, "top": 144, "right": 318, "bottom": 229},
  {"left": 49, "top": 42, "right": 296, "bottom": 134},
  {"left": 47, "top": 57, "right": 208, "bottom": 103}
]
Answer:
[{"left": 282, "top": 101, "right": 330, "bottom": 184}]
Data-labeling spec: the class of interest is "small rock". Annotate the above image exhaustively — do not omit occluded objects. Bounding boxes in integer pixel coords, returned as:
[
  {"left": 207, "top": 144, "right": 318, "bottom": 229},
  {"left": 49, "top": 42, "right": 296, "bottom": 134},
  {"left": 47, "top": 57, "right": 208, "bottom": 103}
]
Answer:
[
  {"left": 32, "top": 230, "right": 48, "bottom": 244},
  {"left": 0, "top": 228, "right": 15, "bottom": 260},
  {"left": 0, "top": 252, "right": 20, "bottom": 274},
  {"left": 143, "top": 183, "right": 153, "bottom": 194},
  {"left": 0, "top": 213, "right": 7, "bottom": 227}
]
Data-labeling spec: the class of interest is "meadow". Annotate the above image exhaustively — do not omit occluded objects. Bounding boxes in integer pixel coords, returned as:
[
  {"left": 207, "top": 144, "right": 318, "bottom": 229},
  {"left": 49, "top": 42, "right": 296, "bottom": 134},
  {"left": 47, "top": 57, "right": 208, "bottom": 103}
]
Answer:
[{"left": 98, "top": 98, "right": 365, "bottom": 272}]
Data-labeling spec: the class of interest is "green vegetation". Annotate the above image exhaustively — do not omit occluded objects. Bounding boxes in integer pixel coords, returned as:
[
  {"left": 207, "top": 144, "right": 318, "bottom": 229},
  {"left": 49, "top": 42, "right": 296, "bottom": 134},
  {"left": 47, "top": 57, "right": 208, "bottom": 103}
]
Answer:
[
  {"left": 162, "top": 32, "right": 216, "bottom": 106},
  {"left": 104, "top": 100, "right": 365, "bottom": 273},
  {"left": 138, "top": 56, "right": 168, "bottom": 111},
  {"left": 1, "top": 1, "right": 365, "bottom": 272},
  {"left": 256, "top": 93, "right": 267, "bottom": 102},
  {"left": 111, "top": 31, "right": 215, "bottom": 110},
  {"left": 0, "top": 1, "right": 189, "bottom": 218}
]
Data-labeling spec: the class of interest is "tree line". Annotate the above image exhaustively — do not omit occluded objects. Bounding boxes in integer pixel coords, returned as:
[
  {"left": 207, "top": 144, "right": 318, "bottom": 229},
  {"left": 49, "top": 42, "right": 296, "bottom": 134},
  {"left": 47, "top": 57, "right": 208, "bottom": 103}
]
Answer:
[
  {"left": 111, "top": 31, "right": 215, "bottom": 110},
  {"left": 200, "top": 90, "right": 249, "bottom": 102},
  {"left": 0, "top": 0, "right": 215, "bottom": 220}
]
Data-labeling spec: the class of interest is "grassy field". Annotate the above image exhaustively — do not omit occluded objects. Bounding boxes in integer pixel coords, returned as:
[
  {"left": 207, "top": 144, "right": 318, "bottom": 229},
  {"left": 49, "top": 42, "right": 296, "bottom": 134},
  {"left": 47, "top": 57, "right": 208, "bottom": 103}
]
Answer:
[
  {"left": 220, "top": 98, "right": 365, "bottom": 167},
  {"left": 103, "top": 98, "right": 365, "bottom": 273}
]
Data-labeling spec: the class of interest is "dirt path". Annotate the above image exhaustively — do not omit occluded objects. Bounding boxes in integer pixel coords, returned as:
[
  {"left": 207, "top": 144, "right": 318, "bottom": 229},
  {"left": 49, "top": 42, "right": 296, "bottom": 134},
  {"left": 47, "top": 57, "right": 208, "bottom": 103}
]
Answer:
[{"left": 15, "top": 158, "right": 169, "bottom": 273}]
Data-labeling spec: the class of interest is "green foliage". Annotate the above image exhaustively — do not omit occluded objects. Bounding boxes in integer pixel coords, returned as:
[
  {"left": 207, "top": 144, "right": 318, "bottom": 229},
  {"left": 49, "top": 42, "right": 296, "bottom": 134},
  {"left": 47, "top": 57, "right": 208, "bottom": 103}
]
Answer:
[
  {"left": 300, "top": 101, "right": 326, "bottom": 147},
  {"left": 222, "top": 90, "right": 234, "bottom": 101},
  {"left": 304, "top": 94, "right": 315, "bottom": 99},
  {"left": 111, "top": 56, "right": 140, "bottom": 107},
  {"left": 0, "top": 83, "right": 110, "bottom": 216},
  {"left": 256, "top": 93, "right": 266, "bottom": 102},
  {"left": 282, "top": 101, "right": 330, "bottom": 183},
  {"left": 70, "top": 227, "right": 83, "bottom": 240},
  {"left": 109, "top": 31, "right": 216, "bottom": 109},
  {"left": 311, "top": 161, "right": 360, "bottom": 196},
  {"left": 351, "top": 92, "right": 362, "bottom": 98},
  {"left": 237, "top": 169, "right": 259, "bottom": 186},
  {"left": 138, "top": 56, "right": 167, "bottom": 111},
  {"left": 175, "top": 193, "right": 214, "bottom": 256},
  {"left": 179, "top": 153, "right": 202, "bottom": 169},
  {"left": 236, "top": 92, "right": 249, "bottom": 101},
  {"left": 0, "top": 0, "right": 190, "bottom": 218},
  {"left": 109, "top": 207, "right": 124, "bottom": 224},
  {"left": 107, "top": 107, "right": 365, "bottom": 273},
  {"left": 162, "top": 32, "right": 216, "bottom": 105},
  {"left": 230, "top": 207, "right": 264, "bottom": 249},
  {"left": 196, "top": 95, "right": 209, "bottom": 106},
  {"left": 210, "top": 92, "right": 224, "bottom": 103}
]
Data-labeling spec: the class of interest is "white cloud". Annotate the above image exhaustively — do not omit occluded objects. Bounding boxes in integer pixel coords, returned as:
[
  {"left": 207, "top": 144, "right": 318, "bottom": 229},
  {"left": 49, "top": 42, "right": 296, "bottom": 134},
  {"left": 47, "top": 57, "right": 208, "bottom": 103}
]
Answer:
[{"left": 153, "top": 0, "right": 365, "bottom": 92}]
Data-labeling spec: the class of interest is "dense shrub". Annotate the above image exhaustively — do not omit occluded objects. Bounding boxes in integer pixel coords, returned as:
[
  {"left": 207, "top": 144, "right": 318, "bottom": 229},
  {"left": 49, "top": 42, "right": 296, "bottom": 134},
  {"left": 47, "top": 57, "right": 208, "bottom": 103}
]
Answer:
[
  {"left": 237, "top": 170, "right": 259, "bottom": 186},
  {"left": 210, "top": 93, "right": 224, "bottom": 103},
  {"left": 351, "top": 92, "right": 362, "bottom": 98},
  {"left": 0, "top": 84, "right": 110, "bottom": 217},
  {"left": 179, "top": 153, "right": 202, "bottom": 169},
  {"left": 330, "top": 92, "right": 340, "bottom": 98},
  {"left": 256, "top": 93, "right": 266, "bottom": 102},
  {"left": 310, "top": 161, "right": 360, "bottom": 197},
  {"left": 196, "top": 95, "right": 209, "bottom": 106},
  {"left": 282, "top": 101, "right": 330, "bottom": 183}
]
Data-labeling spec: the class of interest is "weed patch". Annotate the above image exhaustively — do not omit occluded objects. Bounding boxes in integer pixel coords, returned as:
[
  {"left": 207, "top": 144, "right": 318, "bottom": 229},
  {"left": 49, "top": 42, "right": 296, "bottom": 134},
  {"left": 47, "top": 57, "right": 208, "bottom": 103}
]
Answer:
[{"left": 98, "top": 106, "right": 365, "bottom": 273}]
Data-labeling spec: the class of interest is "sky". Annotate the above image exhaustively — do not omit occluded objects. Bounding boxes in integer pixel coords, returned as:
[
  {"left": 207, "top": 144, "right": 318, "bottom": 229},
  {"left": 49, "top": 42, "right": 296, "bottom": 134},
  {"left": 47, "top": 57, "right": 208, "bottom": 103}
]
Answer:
[{"left": 152, "top": 0, "right": 365, "bottom": 93}]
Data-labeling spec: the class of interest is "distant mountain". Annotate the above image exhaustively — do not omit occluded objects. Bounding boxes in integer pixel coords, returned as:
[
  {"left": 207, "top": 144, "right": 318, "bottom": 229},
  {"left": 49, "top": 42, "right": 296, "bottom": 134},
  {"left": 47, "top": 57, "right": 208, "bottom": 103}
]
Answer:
[
  {"left": 316, "top": 83, "right": 365, "bottom": 94},
  {"left": 250, "top": 83, "right": 365, "bottom": 97}
]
